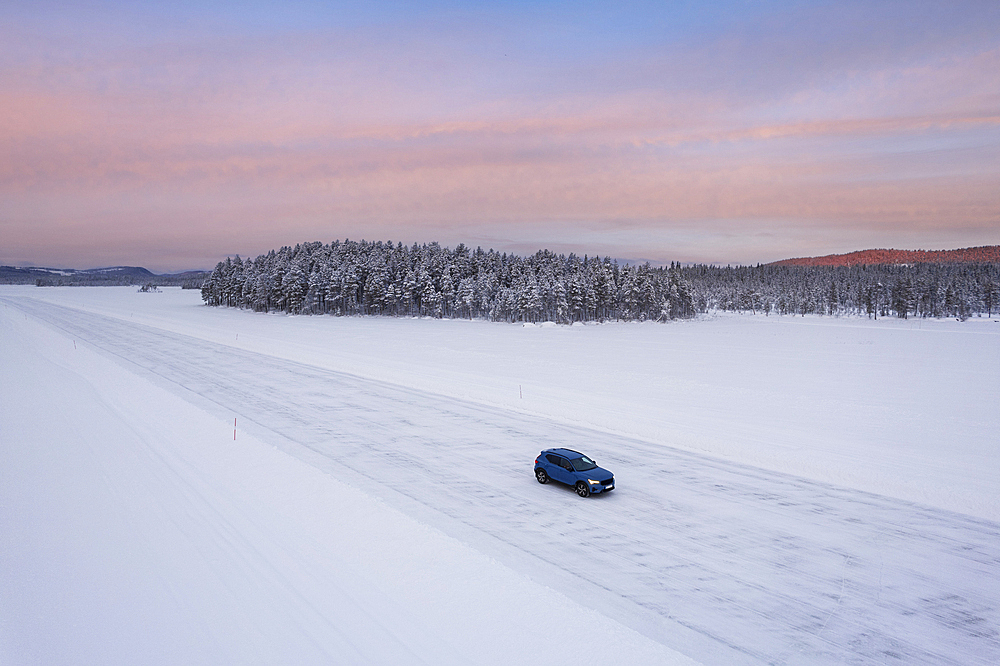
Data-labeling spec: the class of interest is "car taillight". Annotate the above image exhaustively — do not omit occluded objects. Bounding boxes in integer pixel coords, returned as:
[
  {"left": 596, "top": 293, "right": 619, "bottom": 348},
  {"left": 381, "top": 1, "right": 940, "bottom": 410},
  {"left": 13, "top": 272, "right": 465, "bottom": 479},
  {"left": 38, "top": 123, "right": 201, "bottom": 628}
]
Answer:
[{"left": 534, "top": 458, "right": 539, "bottom": 464}]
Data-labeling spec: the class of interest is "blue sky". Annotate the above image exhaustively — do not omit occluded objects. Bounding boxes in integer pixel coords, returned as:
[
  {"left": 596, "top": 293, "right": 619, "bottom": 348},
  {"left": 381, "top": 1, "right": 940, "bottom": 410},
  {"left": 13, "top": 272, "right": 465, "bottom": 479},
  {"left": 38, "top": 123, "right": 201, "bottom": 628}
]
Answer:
[{"left": 2, "top": 1, "right": 998, "bottom": 271}]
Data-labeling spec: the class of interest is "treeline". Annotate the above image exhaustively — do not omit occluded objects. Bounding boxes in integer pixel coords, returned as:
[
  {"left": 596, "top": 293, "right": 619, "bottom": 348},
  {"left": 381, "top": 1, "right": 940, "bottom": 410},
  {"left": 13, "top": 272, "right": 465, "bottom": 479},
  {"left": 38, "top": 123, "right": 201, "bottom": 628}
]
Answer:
[
  {"left": 200, "top": 240, "right": 697, "bottom": 322},
  {"left": 34, "top": 275, "right": 204, "bottom": 288},
  {"left": 201, "top": 240, "right": 1000, "bottom": 322},
  {"left": 684, "top": 262, "right": 1000, "bottom": 319}
]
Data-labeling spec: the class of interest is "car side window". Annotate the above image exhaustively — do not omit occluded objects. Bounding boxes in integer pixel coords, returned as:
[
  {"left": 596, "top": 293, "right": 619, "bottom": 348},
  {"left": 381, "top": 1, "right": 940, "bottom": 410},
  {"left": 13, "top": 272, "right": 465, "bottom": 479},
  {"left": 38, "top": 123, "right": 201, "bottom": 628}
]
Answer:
[{"left": 547, "top": 454, "right": 570, "bottom": 469}]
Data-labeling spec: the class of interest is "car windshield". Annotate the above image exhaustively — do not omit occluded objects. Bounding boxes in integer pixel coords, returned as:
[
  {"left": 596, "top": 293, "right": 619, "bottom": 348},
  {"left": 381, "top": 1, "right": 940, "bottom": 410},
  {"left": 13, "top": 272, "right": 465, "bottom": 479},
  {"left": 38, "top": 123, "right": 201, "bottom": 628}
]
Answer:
[{"left": 570, "top": 455, "right": 597, "bottom": 472}]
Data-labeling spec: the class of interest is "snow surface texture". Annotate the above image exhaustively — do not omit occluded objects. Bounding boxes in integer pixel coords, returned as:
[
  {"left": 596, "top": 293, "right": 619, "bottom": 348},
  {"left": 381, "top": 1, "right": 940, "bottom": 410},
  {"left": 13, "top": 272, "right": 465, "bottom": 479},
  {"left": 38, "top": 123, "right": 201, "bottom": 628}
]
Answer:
[
  {"left": 0, "top": 289, "right": 693, "bottom": 665},
  {"left": 2, "top": 286, "right": 998, "bottom": 664}
]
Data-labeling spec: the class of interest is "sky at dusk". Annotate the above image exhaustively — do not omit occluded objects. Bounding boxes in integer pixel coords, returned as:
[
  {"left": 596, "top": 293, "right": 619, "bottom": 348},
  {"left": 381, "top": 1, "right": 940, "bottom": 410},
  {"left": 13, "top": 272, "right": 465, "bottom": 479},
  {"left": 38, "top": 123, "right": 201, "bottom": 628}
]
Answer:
[{"left": 2, "top": 0, "right": 999, "bottom": 272}]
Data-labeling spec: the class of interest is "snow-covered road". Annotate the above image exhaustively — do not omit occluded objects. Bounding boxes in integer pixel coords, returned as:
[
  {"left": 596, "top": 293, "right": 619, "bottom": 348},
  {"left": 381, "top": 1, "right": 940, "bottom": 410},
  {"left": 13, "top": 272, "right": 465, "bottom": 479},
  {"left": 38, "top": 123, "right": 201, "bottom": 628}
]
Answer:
[{"left": 3, "top": 290, "right": 998, "bottom": 665}]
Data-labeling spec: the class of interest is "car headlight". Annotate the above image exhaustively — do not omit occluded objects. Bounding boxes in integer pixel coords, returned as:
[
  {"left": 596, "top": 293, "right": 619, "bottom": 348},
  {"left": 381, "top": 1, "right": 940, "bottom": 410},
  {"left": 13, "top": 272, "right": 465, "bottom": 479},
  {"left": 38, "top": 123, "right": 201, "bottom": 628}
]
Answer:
[{"left": 588, "top": 479, "right": 600, "bottom": 485}]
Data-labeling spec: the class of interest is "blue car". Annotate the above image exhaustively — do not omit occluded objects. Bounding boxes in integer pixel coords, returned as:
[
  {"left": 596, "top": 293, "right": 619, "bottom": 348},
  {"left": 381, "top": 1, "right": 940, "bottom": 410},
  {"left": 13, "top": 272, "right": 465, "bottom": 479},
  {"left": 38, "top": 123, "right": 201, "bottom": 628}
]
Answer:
[{"left": 534, "top": 448, "right": 615, "bottom": 497}]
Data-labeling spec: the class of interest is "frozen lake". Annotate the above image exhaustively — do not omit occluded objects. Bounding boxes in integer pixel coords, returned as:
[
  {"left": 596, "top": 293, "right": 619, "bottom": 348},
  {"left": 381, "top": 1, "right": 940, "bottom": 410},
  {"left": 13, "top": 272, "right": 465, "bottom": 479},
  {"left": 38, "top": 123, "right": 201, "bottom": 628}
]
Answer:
[{"left": 2, "top": 286, "right": 998, "bottom": 664}]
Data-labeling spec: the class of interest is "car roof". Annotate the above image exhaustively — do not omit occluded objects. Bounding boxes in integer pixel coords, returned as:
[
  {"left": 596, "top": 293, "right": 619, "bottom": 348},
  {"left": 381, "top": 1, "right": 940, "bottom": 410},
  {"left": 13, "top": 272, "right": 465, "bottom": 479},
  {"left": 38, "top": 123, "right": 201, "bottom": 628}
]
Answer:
[{"left": 542, "top": 448, "right": 585, "bottom": 458}]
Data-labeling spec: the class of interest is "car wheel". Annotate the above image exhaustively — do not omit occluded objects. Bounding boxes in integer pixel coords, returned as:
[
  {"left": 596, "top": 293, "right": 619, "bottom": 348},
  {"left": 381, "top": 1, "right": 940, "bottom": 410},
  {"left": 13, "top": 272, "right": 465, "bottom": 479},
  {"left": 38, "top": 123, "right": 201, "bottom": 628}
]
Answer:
[
  {"left": 576, "top": 481, "right": 590, "bottom": 498},
  {"left": 535, "top": 469, "right": 549, "bottom": 484}
]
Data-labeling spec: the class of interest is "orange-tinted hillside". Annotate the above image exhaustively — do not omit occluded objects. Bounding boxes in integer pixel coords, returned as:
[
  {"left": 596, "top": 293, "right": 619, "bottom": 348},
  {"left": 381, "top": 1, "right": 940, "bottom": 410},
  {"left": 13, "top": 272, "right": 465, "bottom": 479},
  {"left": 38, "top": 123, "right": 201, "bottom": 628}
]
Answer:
[{"left": 768, "top": 246, "right": 1000, "bottom": 267}]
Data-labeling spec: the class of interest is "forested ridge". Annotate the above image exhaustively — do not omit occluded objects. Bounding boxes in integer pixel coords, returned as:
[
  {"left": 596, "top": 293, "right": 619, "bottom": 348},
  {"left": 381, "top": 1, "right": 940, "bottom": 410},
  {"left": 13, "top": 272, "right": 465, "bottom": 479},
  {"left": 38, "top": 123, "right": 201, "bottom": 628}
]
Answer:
[
  {"left": 1, "top": 265, "right": 208, "bottom": 287},
  {"left": 770, "top": 245, "right": 1000, "bottom": 267},
  {"left": 200, "top": 239, "right": 1000, "bottom": 322}
]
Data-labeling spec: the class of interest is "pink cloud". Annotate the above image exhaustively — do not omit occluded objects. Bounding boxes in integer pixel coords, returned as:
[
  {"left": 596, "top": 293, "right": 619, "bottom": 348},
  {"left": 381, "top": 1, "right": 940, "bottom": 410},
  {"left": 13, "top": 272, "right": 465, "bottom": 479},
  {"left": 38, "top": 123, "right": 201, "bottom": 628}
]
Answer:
[{"left": 2, "top": 18, "right": 998, "bottom": 270}]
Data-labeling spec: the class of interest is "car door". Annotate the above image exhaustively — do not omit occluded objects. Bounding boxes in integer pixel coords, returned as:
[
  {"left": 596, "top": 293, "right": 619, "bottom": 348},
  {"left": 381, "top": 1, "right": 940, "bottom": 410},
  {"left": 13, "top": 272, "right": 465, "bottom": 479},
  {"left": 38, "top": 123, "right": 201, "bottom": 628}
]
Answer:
[{"left": 545, "top": 454, "right": 574, "bottom": 485}]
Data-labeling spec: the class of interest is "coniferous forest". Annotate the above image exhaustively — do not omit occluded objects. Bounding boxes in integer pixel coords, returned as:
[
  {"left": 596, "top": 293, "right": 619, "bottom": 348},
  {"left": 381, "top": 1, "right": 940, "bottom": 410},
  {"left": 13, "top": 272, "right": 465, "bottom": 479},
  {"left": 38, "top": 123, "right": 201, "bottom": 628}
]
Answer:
[
  {"left": 684, "top": 261, "right": 999, "bottom": 320},
  {"left": 200, "top": 239, "right": 1000, "bottom": 322}
]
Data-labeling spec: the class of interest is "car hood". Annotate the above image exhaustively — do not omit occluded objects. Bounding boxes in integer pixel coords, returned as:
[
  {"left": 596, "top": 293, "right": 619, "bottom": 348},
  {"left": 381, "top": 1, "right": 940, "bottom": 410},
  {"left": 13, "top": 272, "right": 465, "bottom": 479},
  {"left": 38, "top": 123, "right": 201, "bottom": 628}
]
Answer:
[{"left": 586, "top": 466, "right": 614, "bottom": 481}]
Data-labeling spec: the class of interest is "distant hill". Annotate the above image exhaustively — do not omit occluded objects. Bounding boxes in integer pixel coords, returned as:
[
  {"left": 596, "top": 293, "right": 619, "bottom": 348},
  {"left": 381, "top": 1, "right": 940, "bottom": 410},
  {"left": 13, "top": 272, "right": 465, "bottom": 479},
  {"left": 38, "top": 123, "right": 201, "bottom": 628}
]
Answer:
[
  {"left": 0, "top": 265, "right": 208, "bottom": 287},
  {"left": 768, "top": 246, "right": 1000, "bottom": 267}
]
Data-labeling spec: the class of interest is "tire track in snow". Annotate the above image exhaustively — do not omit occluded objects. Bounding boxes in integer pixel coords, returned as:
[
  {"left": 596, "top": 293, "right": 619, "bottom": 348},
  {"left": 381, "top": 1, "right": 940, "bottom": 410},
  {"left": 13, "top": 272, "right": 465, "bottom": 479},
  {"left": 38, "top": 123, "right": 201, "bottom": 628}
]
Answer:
[{"left": 9, "top": 295, "right": 1000, "bottom": 666}]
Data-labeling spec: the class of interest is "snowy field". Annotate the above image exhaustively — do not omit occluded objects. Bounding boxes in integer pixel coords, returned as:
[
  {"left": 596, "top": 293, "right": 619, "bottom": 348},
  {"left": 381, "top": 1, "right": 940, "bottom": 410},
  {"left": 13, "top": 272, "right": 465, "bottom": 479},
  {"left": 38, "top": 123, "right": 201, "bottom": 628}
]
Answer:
[{"left": 2, "top": 285, "right": 998, "bottom": 665}]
